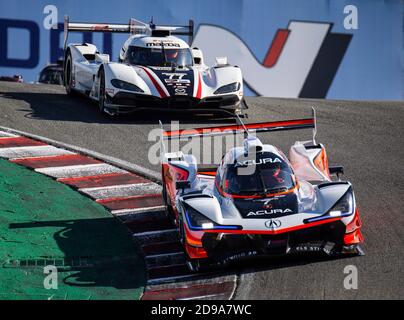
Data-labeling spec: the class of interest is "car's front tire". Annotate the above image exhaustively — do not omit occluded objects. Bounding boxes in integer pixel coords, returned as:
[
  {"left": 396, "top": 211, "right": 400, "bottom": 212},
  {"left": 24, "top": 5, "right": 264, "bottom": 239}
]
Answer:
[
  {"left": 162, "top": 179, "right": 176, "bottom": 225},
  {"left": 178, "top": 214, "right": 202, "bottom": 272},
  {"left": 98, "top": 68, "right": 107, "bottom": 115},
  {"left": 186, "top": 258, "right": 201, "bottom": 272},
  {"left": 64, "top": 50, "right": 78, "bottom": 96}
]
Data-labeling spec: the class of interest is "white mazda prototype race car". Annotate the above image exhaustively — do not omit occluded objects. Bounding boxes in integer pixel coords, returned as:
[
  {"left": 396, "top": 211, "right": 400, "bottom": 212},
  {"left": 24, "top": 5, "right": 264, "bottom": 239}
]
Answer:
[{"left": 63, "top": 16, "right": 246, "bottom": 116}]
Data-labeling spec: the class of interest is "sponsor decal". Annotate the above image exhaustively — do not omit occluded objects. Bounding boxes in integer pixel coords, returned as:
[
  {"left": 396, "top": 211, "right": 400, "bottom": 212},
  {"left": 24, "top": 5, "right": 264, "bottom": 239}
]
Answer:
[
  {"left": 294, "top": 245, "right": 323, "bottom": 252},
  {"left": 294, "top": 242, "right": 335, "bottom": 253},
  {"left": 267, "top": 238, "right": 288, "bottom": 247},
  {"left": 151, "top": 69, "right": 194, "bottom": 96},
  {"left": 162, "top": 73, "right": 191, "bottom": 96},
  {"left": 235, "top": 157, "right": 282, "bottom": 167},
  {"left": 223, "top": 250, "right": 258, "bottom": 263},
  {"left": 192, "top": 21, "right": 352, "bottom": 98},
  {"left": 256, "top": 196, "right": 285, "bottom": 203},
  {"left": 146, "top": 42, "right": 180, "bottom": 47},
  {"left": 247, "top": 208, "right": 292, "bottom": 217},
  {"left": 234, "top": 191, "right": 298, "bottom": 219},
  {"left": 263, "top": 203, "right": 272, "bottom": 210},
  {"left": 93, "top": 24, "right": 110, "bottom": 31},
  {"left": 264, "top": 219, "right": 282, "bottom": 229},
  {"left": 259, "top": 197, "right": 284, "bottom": 209},
  {"left": 174, "top": 88, "right": 186, "bottom": 95}
]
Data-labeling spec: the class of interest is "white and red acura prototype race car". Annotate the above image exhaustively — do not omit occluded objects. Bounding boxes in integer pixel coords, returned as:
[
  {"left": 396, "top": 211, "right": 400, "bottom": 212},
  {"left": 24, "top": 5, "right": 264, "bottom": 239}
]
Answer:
[
  {"left": 63, "top": 16, "right": 246, "bottom": 116},
  {"left": 160, "top": 110, "right": 364, "bottom": 271}
]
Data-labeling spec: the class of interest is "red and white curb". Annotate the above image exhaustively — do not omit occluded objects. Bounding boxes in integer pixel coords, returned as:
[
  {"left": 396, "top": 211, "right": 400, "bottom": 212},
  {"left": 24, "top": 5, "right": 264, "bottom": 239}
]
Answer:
[{"left": 0, "top": 129, "right": 237, "bottom": 300}]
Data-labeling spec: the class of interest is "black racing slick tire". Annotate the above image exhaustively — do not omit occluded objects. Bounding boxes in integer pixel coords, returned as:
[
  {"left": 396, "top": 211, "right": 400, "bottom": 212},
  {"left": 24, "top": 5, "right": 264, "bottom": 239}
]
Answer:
[
  {"left": 64, "top": 50, "right": 78, "bottom": 97},
  {"left": 162, "top": 180, "right": 176, "bottom": 225},
  {"left": 178, "top": 214, "right": 202, "bottom": 272},
  {"left": 98, "top": 68, "right": 107, "bottom": 114}
]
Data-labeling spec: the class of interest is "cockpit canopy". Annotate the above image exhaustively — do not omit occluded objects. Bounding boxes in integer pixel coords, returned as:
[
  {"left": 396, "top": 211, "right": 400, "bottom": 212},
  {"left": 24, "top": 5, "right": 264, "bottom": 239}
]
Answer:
[
  {"left": 219, "top": 152, "right": 296, "bottom": 196},
  {"left": 125, "top": 45, "right": 193, "bottom": 67}
]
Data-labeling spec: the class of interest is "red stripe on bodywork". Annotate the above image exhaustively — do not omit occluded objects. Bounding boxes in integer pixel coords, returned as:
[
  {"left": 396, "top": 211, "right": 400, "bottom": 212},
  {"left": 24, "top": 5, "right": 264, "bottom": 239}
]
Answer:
[
  {"left": 58, "top": 172, "right": 147, "bottom": 189},
  {"left": 96, "top": 194, "right": 163, "bottom": 210},
  {"left": 93, "top": 24, "right": 109, "bottom": 31},
  {"left": 196, "top": 72, "right": 202, "bottom": 99},
  {"left": 197, "top": 171, "right": 216, "bottom": 176},
  {"left": 163, "top": 118, "right": 314, "bottom": 137},
  {"left": 0, "top": 137, "right": 47, "bottom": 148},
  {"left": 263, "top": 29, "right": 290, "bottom": 68},
  {"left": 141, "top": 67, "right": 167, "bottom": 98},
  {"left": 10, "top": 154, "right": 101, "bottom": 169},
  {"left": 142, "top": 281, "right": 235, "bottom": 300}
]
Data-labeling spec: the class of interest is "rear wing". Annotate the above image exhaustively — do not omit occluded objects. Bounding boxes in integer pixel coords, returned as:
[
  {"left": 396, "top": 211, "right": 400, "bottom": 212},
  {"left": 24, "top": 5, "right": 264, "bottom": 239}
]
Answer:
[
  {"left": 197, "top": 166, "right": 219, "bottom": 176},
  {"left": 159, "top": 108, "right": 318, "bottom": 164},
  {"left": 163, "top": 108, "right": 317, "bottom": 142},
  {"left": 64, "top": 16, "right": 194, "bottom": 49}
]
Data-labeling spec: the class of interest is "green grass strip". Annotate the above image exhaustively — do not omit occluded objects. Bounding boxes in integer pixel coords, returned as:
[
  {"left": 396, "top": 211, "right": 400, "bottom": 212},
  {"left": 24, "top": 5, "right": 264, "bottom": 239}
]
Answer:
[{"left": 0, "top": 159, "right": 146, "bottom": 300}]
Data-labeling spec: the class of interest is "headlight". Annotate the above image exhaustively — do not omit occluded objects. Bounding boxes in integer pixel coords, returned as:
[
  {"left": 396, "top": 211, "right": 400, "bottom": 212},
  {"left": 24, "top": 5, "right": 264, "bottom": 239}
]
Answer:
[
  {"left": 214, "top": 82, "right": 240, "bottom": 94},
  {"left": 328, "top": 191, "right": 354, "bottom": 216},
  {"left": 111, "top": 79, "right": 144, "bottom": 92},
  {"left": 186, "top": 207, "right": 217, "bottom": 229},
  {"left": 184, "top": 206, "right": 241, "bottom": 231},
  {"left": 305, "top": 190, "right": 355, "bottom": 224}
]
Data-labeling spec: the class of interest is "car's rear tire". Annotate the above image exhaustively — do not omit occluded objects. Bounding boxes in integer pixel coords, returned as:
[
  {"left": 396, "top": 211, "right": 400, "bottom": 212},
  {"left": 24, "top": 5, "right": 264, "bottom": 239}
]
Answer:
[{"left": 178, "top": 214, "right": 186, "bottom": 245}]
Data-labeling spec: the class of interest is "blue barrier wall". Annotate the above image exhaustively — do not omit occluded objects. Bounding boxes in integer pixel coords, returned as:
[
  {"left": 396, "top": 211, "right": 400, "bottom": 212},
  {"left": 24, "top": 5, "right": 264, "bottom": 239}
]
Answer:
[{"left": 0, "top": 0, "right": 402, "bottom": 100}]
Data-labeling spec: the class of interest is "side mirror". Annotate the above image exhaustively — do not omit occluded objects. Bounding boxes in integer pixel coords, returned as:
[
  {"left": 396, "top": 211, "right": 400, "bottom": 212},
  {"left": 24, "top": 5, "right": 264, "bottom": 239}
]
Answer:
[
  {"left": 329, "top": 166, "right": 344, "bottom": 180},
  {"left": 215, "top": 56, "right": 228, "bottom": 66},
  {"left": 95, "top": 53, "right": 110, "bottom": 63},
  {"left": 192, "top": 47, "right": 204, "bottom": 65},
  {"left": 176, "top": 180, "right": 191, "bottom": 192}
]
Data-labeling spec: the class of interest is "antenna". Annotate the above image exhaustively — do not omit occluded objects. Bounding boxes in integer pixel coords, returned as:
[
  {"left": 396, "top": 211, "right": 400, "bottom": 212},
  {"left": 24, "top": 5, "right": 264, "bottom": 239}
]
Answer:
[
  {"left": 235, "top": 113, "right": 250, "bottom": 138},
  {"left": 150, "top": 16, "right": 155, "bottom": 29},
  {"left": 159, "top": 120, "right": 165, "bottom": 162},
  {"left": 63, "top": 15, "right": 69, "bottom": 50},
  {"left": 311, "top": 107, "right": 317, "bottom": 145},
  {"left": 188, "top": 19, "right": 194, "bottom": 46}
]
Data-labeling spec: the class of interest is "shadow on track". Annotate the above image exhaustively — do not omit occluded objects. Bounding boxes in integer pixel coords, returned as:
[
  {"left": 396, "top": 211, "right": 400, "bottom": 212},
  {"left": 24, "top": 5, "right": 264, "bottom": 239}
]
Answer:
[
  {"left": 232, "top": 252, "right": 358, "bottom": 274},
  {"left": 198, "top": 252, "right": 359, "bottom": 285},
  {"left": 0, "top": 90, "right": 237, "bottom": 125},
  {"left": 9, "top": 217, "right": 146, "bottom": 291},
  {"left": 8, "top": 216, "right": 358, "bottom": 292}
]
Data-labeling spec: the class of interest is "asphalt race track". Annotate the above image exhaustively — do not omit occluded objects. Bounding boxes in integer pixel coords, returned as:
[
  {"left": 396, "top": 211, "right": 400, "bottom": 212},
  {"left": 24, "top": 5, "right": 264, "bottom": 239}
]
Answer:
[{"left": 0, "top": 81, "right": 403, "bottom": 299}]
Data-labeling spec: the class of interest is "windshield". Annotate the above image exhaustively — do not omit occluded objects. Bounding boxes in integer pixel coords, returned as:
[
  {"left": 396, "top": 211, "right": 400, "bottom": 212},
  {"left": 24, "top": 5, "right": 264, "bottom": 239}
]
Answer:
[
  {"left": 222, "top": 156, "right": 295, "bottom": 196},
  {"left": 126, "top": 46, "right": 193, "bottom": 67}
]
